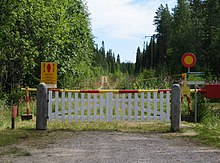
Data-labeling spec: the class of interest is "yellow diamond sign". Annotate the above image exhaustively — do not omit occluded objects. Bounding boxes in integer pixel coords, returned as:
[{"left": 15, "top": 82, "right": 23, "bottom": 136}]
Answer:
[{"left": 41, "top": 62, "right": 57, "bottom": 87}]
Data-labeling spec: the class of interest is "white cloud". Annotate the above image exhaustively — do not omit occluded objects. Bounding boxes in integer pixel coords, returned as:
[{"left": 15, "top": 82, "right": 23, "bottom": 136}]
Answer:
[
  {"left": 86, "top": 0, "right": 177, "bottom": 62},
  {"left": 87, "top": 0, "right": 157, "bottom": 39}
]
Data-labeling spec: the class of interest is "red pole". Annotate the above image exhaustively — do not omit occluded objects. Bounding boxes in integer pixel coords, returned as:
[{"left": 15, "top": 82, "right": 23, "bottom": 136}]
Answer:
[{"left": 25, "top": 86, "right": 30, "bottom": 115}]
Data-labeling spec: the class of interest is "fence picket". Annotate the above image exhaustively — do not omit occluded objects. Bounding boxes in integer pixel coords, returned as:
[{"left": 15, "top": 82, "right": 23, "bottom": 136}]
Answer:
[
  {"left": 68, "top": 92, "right": 72, "bottom": 122},
  {"left": 122, "top": 94, "right": 126, "bottom": 121},
  {"left": 159, "top": 92, "right": 164, "bottom": 122},
  {"left": 55, "top": 91, "right": 59, "bottom": 122},
  {"left": 61, "top": 92, "right": 65, "bottom": 122},
  {"left": 166, "top": 91, "right": 171, "bottom": 122},
  {"left": 74, "top": 93, "right": 78, "bottom": 122},
  {"left": 100, "top": 94, "right": 104, "bottom": 122},
  {"left": 153, "top": 92, "right": 158, "bottom": 121},
  {"left": 134, "top": 93, "right": 138, "bottom": 122},
  {"left": 147, "top": 92, "right": 151, "bottom": 121},
  {"left": 109, "top": 92, "right": 113, "bottom": 122},
  {"left": 128, "top": 94, "right": 132, "bottom": 122},
  {"left": 93, "top": 94, "right": 97, "bottom": 122},
  {"left": 48, "top": 91, "right": 52, "bottom": 121},
  {"left": 141, "top": 93, "right": 145, "bottom": 122},
  {"left": 87, "top": 93, "right": 91, "bottom": 122},
  {"left": 81, "top": 93, "right": 85, "bottom": 122},
  {"left": 115, "top": 94, "right": 120, "bottom": 121}
]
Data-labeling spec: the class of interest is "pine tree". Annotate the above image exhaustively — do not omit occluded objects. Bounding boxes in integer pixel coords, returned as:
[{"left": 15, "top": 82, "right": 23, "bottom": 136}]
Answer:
[
  {"left": 202, "top": 0, "right": 220, "bottom": 76},
  {"left": 153, "top": 4, "right": 172, "bottom": 70},
  {"left": 169, "top": 0, "right": 195, "bottom": 73},
  {"left": 134, "top": 47, "right": 142, "bottom": 74}
]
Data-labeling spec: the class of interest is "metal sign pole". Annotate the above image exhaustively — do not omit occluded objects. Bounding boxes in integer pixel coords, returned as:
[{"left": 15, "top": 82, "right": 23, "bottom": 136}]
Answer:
[{"left": 194, "top": 85, "right": 197, "bottom": 123}]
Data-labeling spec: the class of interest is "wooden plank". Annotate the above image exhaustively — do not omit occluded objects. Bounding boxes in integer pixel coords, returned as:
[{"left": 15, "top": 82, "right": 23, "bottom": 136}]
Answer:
[
  {"left": 93, "top": 94, "right": 97, "bottom": 122},
  {"left": 68, "top": 92, "right": 72, "bottom": 122},
  {"left": 48, "top": 91, "right": 52, "bottom": 121},
  {"left": 141, "top": 92, "right": 145, "bottom": 122},
  {"left": 166, "top": 91, "right": 171, "bottom": 122},
  {"left": 122, "top": 94, "right": 126, "bottom": 121},
  {"left": 87, "top": 93, "right": 91, "bottom": 122},
  {"left": 81, "top": 93, "right": 85, "bottom": 122},
  {"left": 159, "top": 92, "right": 164, "bottom": 122},
  {"left": 134, "top": 93, "right": 138, "bottom": 122},
  {"left": 153, "top": 92, "right": 157, "bottom": 121},
  {"left": 109, "top": 92, "right": 113, "bottom": 122},
  {"left": 147, "top": 92, "right": 151, "bottom": 121},
  {"left": 106, "top": 93, "right": 109, "bottom": 122},
  {"left": 128, "top": 93, "right": 132, "bottom": 122},
  {"left": 115, "top": 94, "right": 120, "bottom": 121},
  {"left": 100, "top": 94, "right": 104, "bottom": 122},
  {"left": 61, "top": 92, "right": 66, "bottom": 122},
  {"left": 55, "top": 91, "right": 59, "bottom": 122},
  {"left": 74, "top": 93, "right": 79, "bottom": 122}
]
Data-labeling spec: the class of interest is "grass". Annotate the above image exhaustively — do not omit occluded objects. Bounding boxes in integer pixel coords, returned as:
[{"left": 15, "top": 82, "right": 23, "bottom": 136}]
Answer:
[
  {"left": 0, "top": 99, "right": 220, "bottom": 153},
  {"left": 47, "top": 121, "right": 170, "bottom": 133},
  {"left": 194, "top": 101, "right": 220, "bottom": 147},
  {"left": 194, "top": 124, "right": 220, "bottom": 147}
]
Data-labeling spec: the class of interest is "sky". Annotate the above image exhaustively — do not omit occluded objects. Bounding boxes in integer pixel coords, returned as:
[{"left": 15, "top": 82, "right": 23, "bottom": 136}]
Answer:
[{"left": 87, "top": 0, "right": 177, "bottom": 63}]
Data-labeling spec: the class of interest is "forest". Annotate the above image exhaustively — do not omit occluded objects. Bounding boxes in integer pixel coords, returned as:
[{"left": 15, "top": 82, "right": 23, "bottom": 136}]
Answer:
[{"left": 0, "top": 0, "right": 220, "bottom": 103}]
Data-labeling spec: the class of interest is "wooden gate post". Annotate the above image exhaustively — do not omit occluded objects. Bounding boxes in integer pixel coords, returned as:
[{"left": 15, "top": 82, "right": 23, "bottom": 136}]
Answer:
[
  {"left": 171, "top": 84, "right": 181, "bottom": 132},
  {"left": 36, "top": 83, "right": 48, "bottom": 130}
]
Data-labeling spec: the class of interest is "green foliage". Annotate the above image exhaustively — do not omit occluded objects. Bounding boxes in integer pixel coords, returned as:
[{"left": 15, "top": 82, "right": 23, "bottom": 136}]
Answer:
[
  {"left": 8, "top": 88, "right": 23, "bottom": 105},
  {"left": 195, "top": 99, "right": 220, "bottom": 147},
  {"left": 0, "top": 0, "right": 94, "bottom": 96},
  {"left": 134, "top": 69, "right": 170, "bottom": 89},
  {"left": 114, "top": 72, "right": 135, "bottom": 89},
  {"left": 0, "top": 100, "right": 9, "bottom": 129},
  {"left": 197, "top": 94, "right": 218, "bottom": 124},
  {"left": 134, "top": 47, "right": 142, "bottom": 74}
]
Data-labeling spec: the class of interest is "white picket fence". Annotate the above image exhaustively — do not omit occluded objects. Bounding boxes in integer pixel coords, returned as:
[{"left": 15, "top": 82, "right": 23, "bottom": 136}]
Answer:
[{"left": 48, "top": 90, "right": 171, "bottom": 123}]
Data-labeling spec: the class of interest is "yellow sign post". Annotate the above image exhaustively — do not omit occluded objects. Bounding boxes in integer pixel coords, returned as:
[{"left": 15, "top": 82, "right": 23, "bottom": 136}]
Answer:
[
  {"left": 41, "top": 62, "right": 57, "bottom": 88},
  {"left": 181, "top": 74, "right": 192, "bottom": 114}
]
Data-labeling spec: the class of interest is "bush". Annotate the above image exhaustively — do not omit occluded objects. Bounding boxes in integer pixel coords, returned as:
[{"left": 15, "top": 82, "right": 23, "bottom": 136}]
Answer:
[
  {"left": 134, "top": 69, "right": 170, "bottom": 89},
  {"left": 197, "top": 94, "right": 219, "bottom": 125},
  {"left": 0, "top": 97, "right": 7, "bottom": 110},
  {"left": 8, "top": 88, "right": 23, "bottom": 105}
]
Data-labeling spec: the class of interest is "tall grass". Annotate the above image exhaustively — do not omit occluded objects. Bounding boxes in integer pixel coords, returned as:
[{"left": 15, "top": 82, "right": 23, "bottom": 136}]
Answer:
[
  {"left": 194, "top": 95, "right": 220, "bottom": 147},
  {"left": 0, "top": 98, "right": 10, "bottom": 129}
]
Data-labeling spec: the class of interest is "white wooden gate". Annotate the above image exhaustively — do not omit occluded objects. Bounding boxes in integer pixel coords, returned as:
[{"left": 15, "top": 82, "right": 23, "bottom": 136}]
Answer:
[{"left": 48, "top": 89, "right": 171, "bottom": 123}]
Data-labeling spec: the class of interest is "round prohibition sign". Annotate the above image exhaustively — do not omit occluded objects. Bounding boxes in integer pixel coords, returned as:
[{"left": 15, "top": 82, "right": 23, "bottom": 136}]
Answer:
[{"left": 181, "top": 52, "right": 196, "bottom": 68}]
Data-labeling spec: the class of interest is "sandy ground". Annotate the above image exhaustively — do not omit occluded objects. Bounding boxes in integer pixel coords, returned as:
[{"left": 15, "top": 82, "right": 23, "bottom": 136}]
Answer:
[{"left": 0, "top": 131, "right": 220, "bottom": 163}]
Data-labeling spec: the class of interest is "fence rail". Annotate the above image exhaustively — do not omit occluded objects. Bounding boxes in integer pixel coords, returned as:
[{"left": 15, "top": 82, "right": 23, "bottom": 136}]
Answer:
[{"left": 48, "top": 89, "right": 171, "bottom": 123}]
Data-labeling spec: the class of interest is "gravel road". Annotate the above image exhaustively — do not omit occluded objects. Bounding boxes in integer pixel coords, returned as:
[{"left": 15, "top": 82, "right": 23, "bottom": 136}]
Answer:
[{"left": 1, "top": 131, "right": 220, "bottom": 163}]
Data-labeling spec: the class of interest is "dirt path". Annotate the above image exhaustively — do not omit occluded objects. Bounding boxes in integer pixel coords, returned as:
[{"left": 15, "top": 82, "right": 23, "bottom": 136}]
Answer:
[{"left": 1, "top": 131, "right": 220, "bottom": 163}]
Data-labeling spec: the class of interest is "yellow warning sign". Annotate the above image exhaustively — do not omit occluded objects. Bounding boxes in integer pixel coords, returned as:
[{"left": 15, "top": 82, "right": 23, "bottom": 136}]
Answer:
[{"left": 41, "top": 62, "right": 57, "bottom": 85}]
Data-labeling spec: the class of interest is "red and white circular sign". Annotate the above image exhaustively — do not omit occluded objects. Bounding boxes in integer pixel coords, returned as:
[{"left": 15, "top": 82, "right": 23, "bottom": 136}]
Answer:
[{"left": 181, "top": 52, "right": 196, "bottom": 68}]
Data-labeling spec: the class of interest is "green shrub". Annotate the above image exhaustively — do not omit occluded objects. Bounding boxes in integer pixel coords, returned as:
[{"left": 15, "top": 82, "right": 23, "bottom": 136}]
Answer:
[
  {"left": 5, "top": 88, "right": 23, "bottom": 106},
  {"left": 134, "top": 69, "right": 170, "bottom": 89},
  {"left": 197, "top": 94, "right": 212, "bottom": 123}
]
